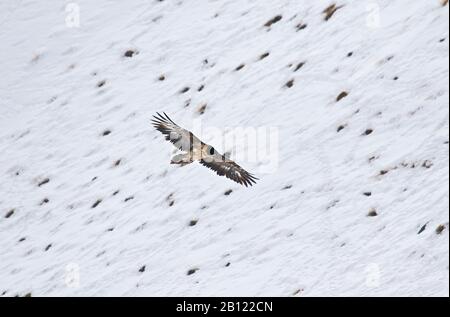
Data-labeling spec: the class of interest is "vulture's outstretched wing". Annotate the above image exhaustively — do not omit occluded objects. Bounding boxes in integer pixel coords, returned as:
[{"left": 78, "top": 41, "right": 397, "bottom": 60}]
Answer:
[
  {"left": 199, "top": 152, "right": 258, "bottom": 187},
  {"left": 151, "top": 112, "right": 201, "bottom": 151}
]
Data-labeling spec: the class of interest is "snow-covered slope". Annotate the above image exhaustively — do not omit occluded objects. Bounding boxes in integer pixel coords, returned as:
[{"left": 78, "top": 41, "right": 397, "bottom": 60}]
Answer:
[{"left": 0, "top": 0, "right": 448, "bottom": 296}]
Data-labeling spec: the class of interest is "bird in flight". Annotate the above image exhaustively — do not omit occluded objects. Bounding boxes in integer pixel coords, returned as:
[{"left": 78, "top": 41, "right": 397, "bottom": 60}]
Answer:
[{"left": 151, "top": 112, "right": 258, "bottom": 187}]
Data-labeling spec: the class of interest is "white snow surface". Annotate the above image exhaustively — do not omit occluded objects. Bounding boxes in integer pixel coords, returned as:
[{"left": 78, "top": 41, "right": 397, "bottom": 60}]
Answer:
[{"left": 0, "top": 0, "right": 449, "bottom": 297}]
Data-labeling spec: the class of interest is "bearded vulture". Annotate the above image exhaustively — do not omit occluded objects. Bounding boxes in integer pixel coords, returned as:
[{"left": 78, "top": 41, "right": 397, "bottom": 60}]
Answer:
[{"left": 151, "top": 112, "right": 258, "bottom": 187}]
